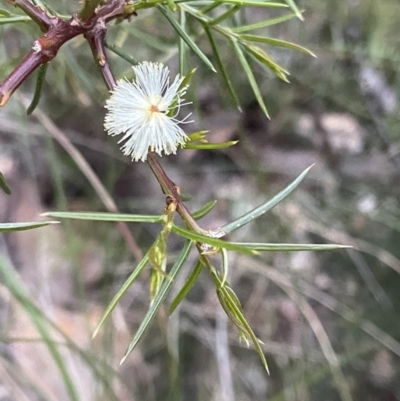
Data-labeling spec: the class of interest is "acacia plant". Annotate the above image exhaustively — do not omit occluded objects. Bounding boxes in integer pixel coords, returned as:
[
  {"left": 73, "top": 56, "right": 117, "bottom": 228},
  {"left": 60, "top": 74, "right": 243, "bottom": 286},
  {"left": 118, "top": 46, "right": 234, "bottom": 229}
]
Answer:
[{"left": 0, "top": 0, "right": 346, "bottom": 373}]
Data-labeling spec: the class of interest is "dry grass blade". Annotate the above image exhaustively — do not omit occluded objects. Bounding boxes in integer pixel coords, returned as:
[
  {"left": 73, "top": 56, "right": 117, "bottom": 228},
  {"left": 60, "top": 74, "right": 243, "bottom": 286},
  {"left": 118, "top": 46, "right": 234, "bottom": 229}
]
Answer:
[
  {"left": 243, "top": 257, "right": 353, "bottom": 401},
  {"left": 18, "top": 96, "right": 143, "bottom": 261}
]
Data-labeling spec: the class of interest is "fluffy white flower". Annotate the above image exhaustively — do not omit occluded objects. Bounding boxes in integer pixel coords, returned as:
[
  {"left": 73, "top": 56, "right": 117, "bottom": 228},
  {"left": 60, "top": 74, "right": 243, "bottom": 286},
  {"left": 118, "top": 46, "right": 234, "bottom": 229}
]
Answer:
[{"left": 104, "top": 62, "right": 191, "bottom": 162}]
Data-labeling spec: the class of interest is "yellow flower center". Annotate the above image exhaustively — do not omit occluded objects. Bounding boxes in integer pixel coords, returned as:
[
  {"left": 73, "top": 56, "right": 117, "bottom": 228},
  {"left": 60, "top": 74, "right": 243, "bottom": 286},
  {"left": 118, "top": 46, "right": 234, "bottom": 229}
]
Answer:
[
  {"left": 147, "top": 95, "right": 164, "bottom": 114},
  {"left": 149, "top": 104, "right": 160, "bottom": 113}
]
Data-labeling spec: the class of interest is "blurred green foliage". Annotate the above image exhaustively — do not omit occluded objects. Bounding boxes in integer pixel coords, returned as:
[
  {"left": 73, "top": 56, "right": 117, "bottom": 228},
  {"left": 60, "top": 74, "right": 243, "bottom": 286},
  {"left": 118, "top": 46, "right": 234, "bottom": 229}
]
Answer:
[{"left": 1, "top": 0, "right": 400, "bottom": 400}]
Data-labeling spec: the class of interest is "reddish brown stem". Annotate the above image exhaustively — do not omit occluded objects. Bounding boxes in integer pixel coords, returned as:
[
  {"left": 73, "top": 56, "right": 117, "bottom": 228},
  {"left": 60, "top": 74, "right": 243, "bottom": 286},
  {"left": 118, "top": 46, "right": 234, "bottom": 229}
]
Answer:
[
  {"left": 147, "top": 154, "right": 209, "bottom": 235},
  {"left": 1, "top": 0, "right": 209, "bottom": 253},
  {"left": 0, "top": 0, "right": 142, "bottom": 259},
  {"left": 7, "top": 0, "right": 56, "bottom": 30},
  {"left": 87, "top": 30, "right": 206, "bottom": 234},
  {"left": 0, "top": 17, "right": 82, "bottom": 106},
  {"left": 95, "top": 0, "right": 130, "bottom": 23},
  {"left": 0, "top": 50, "right": 44, "bottom": 106},
  {"left": 0, "top": 0, "right": 134, "bottom": 107},
  {"left": 85, "top": 24, "right": 117, "bottom": 90}
]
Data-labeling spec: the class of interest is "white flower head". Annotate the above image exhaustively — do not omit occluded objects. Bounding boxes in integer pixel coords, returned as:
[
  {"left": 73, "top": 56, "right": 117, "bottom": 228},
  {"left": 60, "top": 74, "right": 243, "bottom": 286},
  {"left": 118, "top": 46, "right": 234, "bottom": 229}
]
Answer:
[{"left": 104, "top": 61, "right": 192, "bottom": 162}]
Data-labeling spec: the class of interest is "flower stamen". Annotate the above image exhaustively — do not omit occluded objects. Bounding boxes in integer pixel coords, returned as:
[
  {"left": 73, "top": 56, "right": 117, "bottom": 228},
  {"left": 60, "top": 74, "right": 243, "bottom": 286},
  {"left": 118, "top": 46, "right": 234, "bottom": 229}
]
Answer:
[
  {"left": 104, "top": 61, "right": 192, "bottom": 162},
  {"left": 149, "top": 104, "right": 160, "bottom": 113}
]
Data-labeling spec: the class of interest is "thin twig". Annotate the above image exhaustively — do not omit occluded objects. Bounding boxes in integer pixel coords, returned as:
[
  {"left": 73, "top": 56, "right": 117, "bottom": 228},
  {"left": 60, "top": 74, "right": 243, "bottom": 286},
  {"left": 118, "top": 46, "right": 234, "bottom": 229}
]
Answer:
[
  {"left": 147, "top": 154, "right": 209, "bottom": 235},
  {"left": 0, "top": 0, "right": 134, "bottom": 106},
  {"left": 2, "top": 0, "right": 210, "bottom": 256},
  {"left": 85, "top": 24, "right": 117, "bottom": 89},
  {"left": 90, "top": 29, "right": 209, "bottom": 236},
  {"left": 5, "top": 0, "right": 56, "bottom": 30}
]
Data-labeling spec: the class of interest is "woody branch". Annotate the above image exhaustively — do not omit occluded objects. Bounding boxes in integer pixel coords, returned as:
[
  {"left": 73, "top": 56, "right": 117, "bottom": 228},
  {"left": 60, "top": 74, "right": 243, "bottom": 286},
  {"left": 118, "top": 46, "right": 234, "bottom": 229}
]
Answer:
[
  {"left": 0, "top": 0, "right": 135, "bottom": 106},
  {"left": 1, "top": 0, "right": 209, "bottom": 238}
]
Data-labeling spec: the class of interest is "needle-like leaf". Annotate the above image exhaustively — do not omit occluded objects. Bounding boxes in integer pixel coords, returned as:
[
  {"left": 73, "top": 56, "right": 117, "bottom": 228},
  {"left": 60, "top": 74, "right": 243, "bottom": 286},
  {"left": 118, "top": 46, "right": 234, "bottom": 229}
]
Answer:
[
  {"left": 121, "top": 241, "right": 193, "bottom": 364},
  {"left": 284, "top": 0, "right": 304, "bottom": 20},
  {"left": 27, "top": 63, "right": 48, "bottom": 115},
  {"left": 92, "top": 252, "right": 151, "bottom": 339},
  {"left": 222, "top": 165, "right": 313, "bottom": 233},
  {"left": 0, "top": 171, "right": 11, "bottom": 195},
  {"left": 192, "top": 200, "right": 218, "bottom": 220},
  {"left": 184, "top": 140, "right": 239, "bottom": 150},
  {"left": 158, "top": 5, "right": 216, "bottom": 72},
  {"left": 0, "top": 221, "right": 59, "bottom": 232},
  {"left": 211, "top": 269, "right": 269, "bottom": 372},
  {"left": 231, "top": 39, "right": 269, "bottom": 117},
  {"left": 205, "top": 25, "right": 242, "bottom": 111},
  {"left": 169, "top": 259, "right": 203, "bottom": 314},
  {"left": 232, "top": 12, "right": 299, "bottom": 33},
  {"left": 42, "top": 211, "right": 164, "bottom": 223},
  {"left": 240, "top": 34, "right": 315, "bottom": 57}
]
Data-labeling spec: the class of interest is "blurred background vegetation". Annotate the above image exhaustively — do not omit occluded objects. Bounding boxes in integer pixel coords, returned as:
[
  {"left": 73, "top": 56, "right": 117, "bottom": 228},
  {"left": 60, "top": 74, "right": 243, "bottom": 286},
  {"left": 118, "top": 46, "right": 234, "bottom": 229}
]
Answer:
[{"left": 1, "top": 0, "right": 400, "bottom": 400}]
